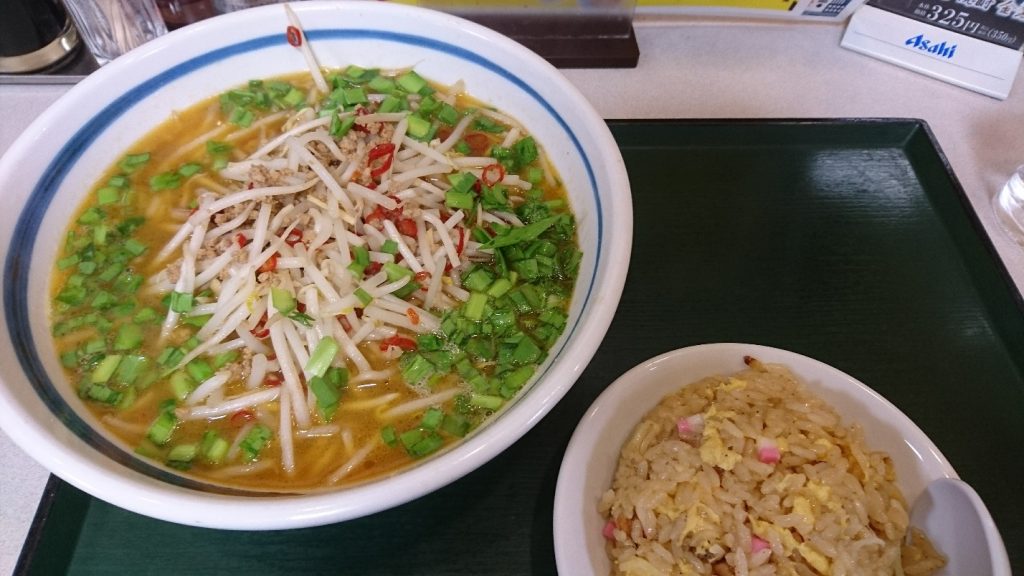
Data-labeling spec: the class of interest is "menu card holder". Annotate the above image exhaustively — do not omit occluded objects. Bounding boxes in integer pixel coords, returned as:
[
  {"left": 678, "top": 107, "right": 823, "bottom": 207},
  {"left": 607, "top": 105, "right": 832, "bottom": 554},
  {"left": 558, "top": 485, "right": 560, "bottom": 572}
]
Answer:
[{"left": 841, "top": 1, "right": 1023, "bottom": 99}]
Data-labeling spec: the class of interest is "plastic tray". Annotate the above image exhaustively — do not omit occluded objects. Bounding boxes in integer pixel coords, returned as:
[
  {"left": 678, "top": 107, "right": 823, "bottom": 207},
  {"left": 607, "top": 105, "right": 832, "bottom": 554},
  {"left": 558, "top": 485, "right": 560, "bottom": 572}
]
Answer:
[{"left": 16, "top": 119, "right": 1024, "bottom": 575}]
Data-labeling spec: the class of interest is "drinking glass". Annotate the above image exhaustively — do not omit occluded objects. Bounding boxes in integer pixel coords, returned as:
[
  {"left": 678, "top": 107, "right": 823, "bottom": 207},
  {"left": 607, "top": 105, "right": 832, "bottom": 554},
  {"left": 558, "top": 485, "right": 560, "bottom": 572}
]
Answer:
[
  {"left": 62, "top": 0, "right": 168, "bottom": 65},
  {"left": 994, "top": 165, "right": 1024, "bottom": 245}
]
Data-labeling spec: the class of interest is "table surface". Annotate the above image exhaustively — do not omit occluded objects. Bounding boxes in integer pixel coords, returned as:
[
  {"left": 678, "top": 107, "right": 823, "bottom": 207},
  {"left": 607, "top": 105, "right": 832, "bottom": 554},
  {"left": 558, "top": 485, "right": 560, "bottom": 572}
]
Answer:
[{"left": 2, "top": 16, "right": 1024, "bottom": 575}]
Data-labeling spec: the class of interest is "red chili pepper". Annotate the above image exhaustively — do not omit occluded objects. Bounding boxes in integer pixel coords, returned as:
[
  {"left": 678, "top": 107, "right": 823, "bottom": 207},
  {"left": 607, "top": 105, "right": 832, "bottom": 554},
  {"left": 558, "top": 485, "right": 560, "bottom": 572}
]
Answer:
[
  {"left": 456, "top": 227, "right": 466, "bottom": 255},
  {"left": 250, "top": 312, "right": 270, "bottom": 339},
  {"left": 257, "top": 253, "right": 278, "bottom": 274},
  {"left": 286, "top": 25, "right": 302, "bottom": 47},
  {"left": 406, "top": 307, "right": 421, "bottom": 326},
  {"left": 284, "top": 228, "right": 303, "bottom": 246},
  {"left": 368, "top": 143, "right": 396, "bottom": 180},
  {"left": 364, "top": 261, "right": 382, "bottom": 277},
  {"left": 230, "top": 409, "right": 255, "bottom": 426},
  {"left": 338, "top": 316, "right": 352, "bottom": 332},
  {"left": 353, "top": 107, "right": 371, "bottom": 134},
  {"left": 397, "top": 218, "right": 417, "bottom": 238},
  {"left": 365, "top": 203, "right": 404, "bottom": 225},
  {"left": 235, "top": 233, "right": 249, "bottom": 248},
  {"left": 481, "top": 163, "right": 505, "bottom": 187},
  {"left": 264, "top": 373, "right": 283, "bottom": 387},
  {"left": 380, "top": 335, "right": 417, "bottom": 351},
  {"left": 464, "top": 132, "right": 490, "bottom": 156}
]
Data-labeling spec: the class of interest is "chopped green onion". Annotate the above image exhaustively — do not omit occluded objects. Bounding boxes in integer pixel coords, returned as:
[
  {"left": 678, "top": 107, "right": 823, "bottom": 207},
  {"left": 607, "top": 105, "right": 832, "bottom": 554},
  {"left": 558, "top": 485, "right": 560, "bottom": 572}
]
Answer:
[
  {"left": 134, "top": 307, "right": 158, "bottom": 323},
  {"left": 200, "top": 430, "right": 229, "bottom": 464},
  {"left": 271, "top": 287, "right": 297, "bottom": 314},
  {"left": 113, "top": 323, "right": 144, "bottom": 351},
  {"left": 123, "top": 239, "right": 147, "bottom": 256},
  {"left": 487, "top": 278, "right": 513, "bottom": 298},
  {"left": 441, "top": 413, "right": 471, "bottom": 437},
  {"left": 474, "top": 116, "right": 507, "bottom": 134},
  {"left": 85, "top": 383, "right": 122, "bottom": 405},
  {"left": 396, "top": 71, "right": 427, "bottom": 94},
  {"left": 464, "top": 292, "right": 488, "bottom": 321},
  {"left": 470, "top": 393, "right": 503, "bottom": 410},
  {"left": 331, "top": 114, "right": 356, "bottom": 138},
  {"left": 514, "top": 136, "right": 539, "bottom": 165},
  {"left": 447, "top": 171, "right": 477, "bottom": 194},
  {"left": 212, "top": 350, "right": 239, "bottom": 369},
  {"left": 170, "top": 371, "right": 195, "bottom": 400},
  {"left": 380, "top": 239, "right": 399, "bottom": 255},
  {"left": 501, "top": 365, "right": 535, "bottom": 395},
  {"left": 107, "top": 174, "right": 129, "bottom": 188},
  {"left": 400, "top": 352, "right": 435, "bottom": 384},
  {"left": 91, "top": 355, "right": 122, "bottom": 383},
  {"left": 309, "top": 375, "right": 341, "bottom": 421},
  {"left": 381, "top": 425, "right": 398, "bottom": 447},
  {"left": 186, "top": 359, "right": 214, "bottom": 384},
  {"left": 149, "top": 172, "right": 182, "bottom": 191},
  {"left": 57, "top": 254, "right": 80, "bottom": 270},
  {"left": 229, "top": 107, "right": 254, "bottom": 127},
  {"left": 169, "top": 291, "right": 194, "bottom": 313},
  {"left": 342, "top": 87, "right": 367, "bottom": 106},
  {"left": 305, "top": 337, "right": 339, "bottom": 379},
  {"left": 118, "top": 152, "right": 150, "bottom": 173},
  {"left": 167, "top": 444, "right": 197, "bottom": 464},
  {"left": 282, "top": 87, "right": 306, "bottom": 107},
  {"left": 463, "top": 268, "right": 494, "bottom": 292},
  {"left": 206, "top": 140, "right": 231, "bottom": 155},
  {"left": 406, "top": 114, "right": 431, "bottom": 140},
  {"left": 147, "top": 410, "right": 177, "bottom": 445},
  {"left": 445, "top": 190, "right": 474, "bottom": 211},
  {"left": 354, "top": 287, "right": 373, "bottom": 306},
  {"left": 436, "top": 103, "right": 459, "bottom": 126},
  {"left": 481, "top": 215, "right": 560, "bottom": 249},
  {"left": 421, "top": 407, "right": 444, "bottom": 430},
  {"left": 240, "top": 424, "right": 272, "bottom": 461},
  {"left": 182, "top": 314, "right": 212, "bottom": 328},
  {"left": 367, "top": 75, "right": 395, "bottom": 92},
  {"left": 177, "top": 162, "right": 202, "bottom": 177},
  {"left": 115, "top": 355, "right": 149, "bottom": 387},
  {"left": 378, "top": 95, "right": 403, "bottom": 114},
  {"left": 96, "top": 186, "right": 120, "bottom": 205},
  {"left": 406, "top": 431, "right": 443, "bottom": 458}
]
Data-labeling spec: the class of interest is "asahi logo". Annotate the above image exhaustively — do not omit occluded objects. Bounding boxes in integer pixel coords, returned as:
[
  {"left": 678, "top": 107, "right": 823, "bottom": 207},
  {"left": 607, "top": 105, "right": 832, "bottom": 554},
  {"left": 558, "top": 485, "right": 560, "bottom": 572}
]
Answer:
[{"left": 905, "top": 34, "right": 957, "bottom": 59}]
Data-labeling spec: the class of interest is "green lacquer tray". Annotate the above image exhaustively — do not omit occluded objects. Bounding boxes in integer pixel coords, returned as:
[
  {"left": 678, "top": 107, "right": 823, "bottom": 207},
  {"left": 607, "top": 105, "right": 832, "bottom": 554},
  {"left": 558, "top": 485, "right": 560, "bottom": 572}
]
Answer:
[{"left": 16, "top": 120, "right": 1024, "bottom": 575}]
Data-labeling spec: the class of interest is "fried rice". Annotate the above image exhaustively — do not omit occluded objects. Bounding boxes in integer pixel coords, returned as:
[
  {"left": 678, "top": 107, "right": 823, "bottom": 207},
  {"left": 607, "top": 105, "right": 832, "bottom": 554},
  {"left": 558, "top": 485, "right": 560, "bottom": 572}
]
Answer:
[{"left": 599, "top": 356, "right": 946, "bottom": 576}]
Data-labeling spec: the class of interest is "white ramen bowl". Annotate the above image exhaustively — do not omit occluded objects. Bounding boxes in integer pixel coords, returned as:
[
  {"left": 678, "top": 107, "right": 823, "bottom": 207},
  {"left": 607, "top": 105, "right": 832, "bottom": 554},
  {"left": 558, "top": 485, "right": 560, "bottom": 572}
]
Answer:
[
  {"left": 0, "top": 2, "right": 631, "bottom": 529},
  {"left": 554, "top": 343, "right": 1010, "bottom": 575}
]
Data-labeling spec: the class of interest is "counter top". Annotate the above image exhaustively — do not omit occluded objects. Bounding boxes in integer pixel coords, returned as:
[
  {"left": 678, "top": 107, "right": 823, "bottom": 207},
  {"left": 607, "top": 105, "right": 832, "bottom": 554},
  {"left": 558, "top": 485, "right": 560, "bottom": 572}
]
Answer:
[{"left": 2, "top": 17, "right": 1022, "bottom": 575}]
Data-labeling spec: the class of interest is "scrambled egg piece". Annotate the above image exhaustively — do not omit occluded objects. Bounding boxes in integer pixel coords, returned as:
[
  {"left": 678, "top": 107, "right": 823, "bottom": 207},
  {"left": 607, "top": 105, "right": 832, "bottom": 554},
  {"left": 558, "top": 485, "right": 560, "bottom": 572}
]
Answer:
[
  {"left": 797, "top": 543, "right": 832, "bottom": 575},
  {"left": 619, "top": 557, "right": 668, "bottom": 576},
  {"left": 751, "top": 518, "right": 800, "bottom": 555},
  {"left": 752, "top": 518, "right": 833, "bottom": 575},
  {"left": 792, "top": 496, "right": 815, "bottom": 526},
  {"left": 699, "top": 406, "right": 743, "bottom": 470},
  {"left": 805, "top": 480, "right": 831, "bottom": 503},
  {"left": 680, "top": 502, "right": 721, "bottom": 539}
]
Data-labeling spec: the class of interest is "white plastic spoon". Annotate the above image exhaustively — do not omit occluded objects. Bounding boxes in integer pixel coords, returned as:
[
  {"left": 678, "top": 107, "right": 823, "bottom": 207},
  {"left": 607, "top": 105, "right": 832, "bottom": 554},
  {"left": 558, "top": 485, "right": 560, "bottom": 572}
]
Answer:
[{"left": 909, "top": 478, "right": 1011, "bottom": 576}]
